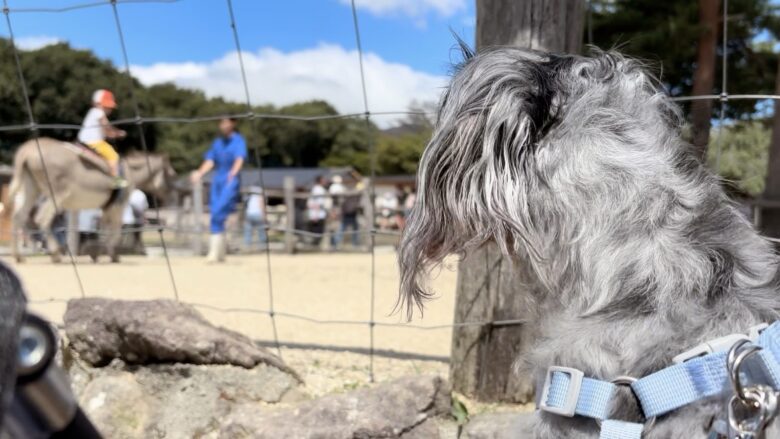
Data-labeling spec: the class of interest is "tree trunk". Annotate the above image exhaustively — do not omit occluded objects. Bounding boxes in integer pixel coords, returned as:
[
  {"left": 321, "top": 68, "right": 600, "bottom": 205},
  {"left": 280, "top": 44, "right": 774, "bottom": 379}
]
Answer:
[
  {"left": 451, "top": 245, "right": 541, "bottom": 402},
  {"left": 476, "top": 0, "right": 584, "bottom": 53},
  {"left": 450, "top": 0, "right": 584, "bottom": 404},
  {"left": 690, "top": 0, "right": 721, "bottom": 159},
  {"left": 759, "top": 57, "right": 780, "bottom": 238}
]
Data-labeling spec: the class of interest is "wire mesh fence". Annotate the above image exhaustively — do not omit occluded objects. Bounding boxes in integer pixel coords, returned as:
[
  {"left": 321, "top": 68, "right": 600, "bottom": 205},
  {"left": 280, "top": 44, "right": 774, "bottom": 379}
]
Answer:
[{"left": 1, "top": 0, "right": 779, "bottom": 383}]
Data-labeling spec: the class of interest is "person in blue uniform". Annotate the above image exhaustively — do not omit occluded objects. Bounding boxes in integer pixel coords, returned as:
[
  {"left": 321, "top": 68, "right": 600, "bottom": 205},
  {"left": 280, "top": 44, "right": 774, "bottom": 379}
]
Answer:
[{"left": 190, "top": 118, "right": 247, "bottom": 262}]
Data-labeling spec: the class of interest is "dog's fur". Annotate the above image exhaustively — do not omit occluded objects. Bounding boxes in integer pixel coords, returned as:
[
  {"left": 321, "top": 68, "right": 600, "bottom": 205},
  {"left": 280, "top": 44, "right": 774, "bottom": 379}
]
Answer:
[{"left": 399, "top": 47, "right": 780, "bottom": 438}]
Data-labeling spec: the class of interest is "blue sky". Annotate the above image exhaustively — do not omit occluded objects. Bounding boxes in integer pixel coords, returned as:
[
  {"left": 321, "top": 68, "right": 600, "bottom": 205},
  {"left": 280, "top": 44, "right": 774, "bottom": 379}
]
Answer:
[{"left": 3, "top": 0, "right": 476, "bottom": 125}]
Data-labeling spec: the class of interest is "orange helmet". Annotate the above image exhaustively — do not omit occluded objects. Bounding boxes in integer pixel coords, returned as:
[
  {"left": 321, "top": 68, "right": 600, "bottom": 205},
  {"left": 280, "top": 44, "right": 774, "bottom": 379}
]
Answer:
[{"left": 92, "top": 89, "right": 117, "bottom": 108}]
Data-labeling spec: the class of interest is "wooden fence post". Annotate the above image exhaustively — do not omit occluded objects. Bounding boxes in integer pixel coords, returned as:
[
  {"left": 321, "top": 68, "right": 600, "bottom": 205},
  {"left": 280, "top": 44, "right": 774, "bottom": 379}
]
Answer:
[
  {"left": 192, "top": 182, "right": 203, "bottom": 255},
  {"left": 450, "top": 243, "right": 537, "bottom": 402},
  {"left": 284, "top": 176, "right": 296, "bottom": 254},
  {"left": 449, "top": 0, "right": 584, "bottom": 403}
]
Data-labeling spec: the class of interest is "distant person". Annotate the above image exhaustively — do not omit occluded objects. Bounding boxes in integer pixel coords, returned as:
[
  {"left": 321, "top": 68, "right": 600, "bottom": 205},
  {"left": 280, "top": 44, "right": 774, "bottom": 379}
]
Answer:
[
  {"left": 327, "top": 175, "right": 346, "bottom": 248},
  {"left": 51, "top": 213, "right": 67, "bottom": 251},
  {"left": 243, "top": 185, "right": 267, "bottom": 249},
  {"left": 122, "top": 189, "right": 148, "bottom": 254},
  {"left": 77, "top": 89, "right": 127, "bottom": 187},
  {"left": 77, "top": 208, "right": 102, "bottom": 256},
  {"left": 190, "top": 118, "right": 247, "bottom": 262},
  {"left": 329, "top": 175, "right": 346, "bottom": 195},
  {"left": 307, "top": 175, "right": 328, "bottom": 247},
  {"left": 377, "top": 190, "right": 399, "bottom": 230},
  {"left": 334, "top": 182, "right": 362, "bottom": 249}
]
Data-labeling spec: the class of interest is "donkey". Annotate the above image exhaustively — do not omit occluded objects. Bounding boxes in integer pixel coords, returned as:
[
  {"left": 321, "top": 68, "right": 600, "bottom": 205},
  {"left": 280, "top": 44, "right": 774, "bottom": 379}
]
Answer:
[{"left": 10, "top": 137, "right": 176, "bottom": 263}]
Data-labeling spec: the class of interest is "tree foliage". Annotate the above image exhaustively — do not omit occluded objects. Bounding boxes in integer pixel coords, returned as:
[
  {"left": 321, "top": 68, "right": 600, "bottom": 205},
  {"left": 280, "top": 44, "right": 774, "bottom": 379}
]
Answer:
[
  {"left": 590, "top": 0, "right": 779, "bottom": 119},
  {"left": 0, "top": 39, "right": 431, "bottom": 176},
  {"left": 321, "top": 104, "right": 433, "bottom": 176},
  {"left": 0, "top": 40, "right": 155, "bottom": 160},
  {"left": 708, "top": 121, "right": 771, "bottom": 196}
]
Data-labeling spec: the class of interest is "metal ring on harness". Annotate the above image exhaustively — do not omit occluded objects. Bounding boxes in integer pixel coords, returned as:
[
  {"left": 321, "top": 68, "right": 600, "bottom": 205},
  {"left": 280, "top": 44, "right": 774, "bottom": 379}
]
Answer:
[
  {"left": 595, "top": 375, "right": 657, "bottom": 433},
  {"left": 727, "top": 339, "right": 763, "bottom": 405}
]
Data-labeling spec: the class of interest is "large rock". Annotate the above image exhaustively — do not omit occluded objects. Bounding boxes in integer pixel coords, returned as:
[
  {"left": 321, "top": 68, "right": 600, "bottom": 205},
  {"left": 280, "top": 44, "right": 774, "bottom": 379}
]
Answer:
[
  {"left": 399, "top": 418, "right": 455, "bottom": 439},
  {"left": 461, "top": 412, "right": 529, "bottom": 439},
  {"left": 218, "top": 375, "right": 451, "bottom": 439},
  {"left": 64, "top": 298, "right": 299, "bottom": 380},
  {"left": 80, "top": 372, "right": 149, "bottom": 439},
  {"left": 69, "top": 358, "right": 303, "bottom": 439}
]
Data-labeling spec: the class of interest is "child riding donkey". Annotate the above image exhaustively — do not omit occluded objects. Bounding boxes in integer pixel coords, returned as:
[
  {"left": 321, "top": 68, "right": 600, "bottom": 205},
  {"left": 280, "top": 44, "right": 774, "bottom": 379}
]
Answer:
[{"left": 77, "top": 89, "right": 128, "bottom": 188}]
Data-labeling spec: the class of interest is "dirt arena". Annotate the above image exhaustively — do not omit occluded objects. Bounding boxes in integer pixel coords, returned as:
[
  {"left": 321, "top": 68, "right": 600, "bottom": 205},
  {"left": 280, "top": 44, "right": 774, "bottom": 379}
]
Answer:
[{"left": 4, "top": 249, "right": 462, "bottom": 382}]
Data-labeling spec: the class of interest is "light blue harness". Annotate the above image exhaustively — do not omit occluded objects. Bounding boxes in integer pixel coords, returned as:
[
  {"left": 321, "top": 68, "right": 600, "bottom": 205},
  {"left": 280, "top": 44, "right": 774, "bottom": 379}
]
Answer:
[{"left": 538, "top": 322, "right": 779, "bottom": 438}]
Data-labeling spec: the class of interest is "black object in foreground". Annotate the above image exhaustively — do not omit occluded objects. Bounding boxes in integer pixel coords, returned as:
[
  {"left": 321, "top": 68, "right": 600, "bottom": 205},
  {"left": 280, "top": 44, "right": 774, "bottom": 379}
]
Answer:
[{"left": 0, "top": 263, "right": 101, "bottom": 439}]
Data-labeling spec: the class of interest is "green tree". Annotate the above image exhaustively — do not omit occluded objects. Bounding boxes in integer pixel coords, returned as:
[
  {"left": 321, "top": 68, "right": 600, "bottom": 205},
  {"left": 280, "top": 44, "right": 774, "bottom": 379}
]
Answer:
[
  {"left": 258, "top": 100, "right": 344, "bottom": 167},
  {"left": 145, "top": 83, "right": 249, "bottom": 171},
  {"left": 0, "top": 40, "right": 155, "bottom": 158},
  {"left": 374, "top": 131, "right": 430, "bottom": 175},
  {"left": 321, "top": 106, "right": 433, "bottom": 175},
  {"left": 320, "top": 118, "right": 374, "bottom": 172},
  {"left": 0, "top": 40, "right": 371, "bottom": 174},
  {"left": 590, "top": 0, "right": 779, "bottom": 119},
  {"left": 708, "top": 121, "right": 771, "bottom": 196},
  {"left": 0, "top": 38, "right": 434, "bottom": 177}
]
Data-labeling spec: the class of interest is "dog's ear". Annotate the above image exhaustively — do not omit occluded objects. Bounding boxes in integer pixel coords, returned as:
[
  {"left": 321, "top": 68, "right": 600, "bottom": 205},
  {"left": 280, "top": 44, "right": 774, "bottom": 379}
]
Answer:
[
  {"left": 398, "top": 49, "right": 562, "bottom": 318},
  {"left": 570, "top": 50, "right": 661, "bottom": 96},
  {"left": 565, "top": 50, "right": 683, "bottom": 136},
  {"left": 451, "top": 31, "right": 475, "bottom": 64}
]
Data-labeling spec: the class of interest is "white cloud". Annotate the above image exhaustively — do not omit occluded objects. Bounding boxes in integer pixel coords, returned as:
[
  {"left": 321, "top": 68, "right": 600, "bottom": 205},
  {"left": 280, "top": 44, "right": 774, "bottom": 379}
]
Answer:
[
  {"left": 130, "top": 44, "right": 446, "bottom": 127},
  {"left": 14, "top": 35, "right": 62, "bottom": 51},
  {"left": 343, "top": 0, "right": 466, "bottom": 19}
]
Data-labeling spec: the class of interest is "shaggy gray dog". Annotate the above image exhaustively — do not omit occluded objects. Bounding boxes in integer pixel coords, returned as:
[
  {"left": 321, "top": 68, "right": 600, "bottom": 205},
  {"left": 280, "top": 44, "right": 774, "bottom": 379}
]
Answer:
[{"left": 399, "top": 46, "right": 780, "bottom": 438}]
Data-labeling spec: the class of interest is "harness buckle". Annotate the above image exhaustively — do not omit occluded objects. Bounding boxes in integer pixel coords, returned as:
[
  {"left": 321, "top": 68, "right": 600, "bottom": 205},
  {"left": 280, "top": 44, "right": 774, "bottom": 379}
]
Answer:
[
  {"left": 539, "top": 366, "right": 584, "bottom": 417},
  {"left": 596, "top": 376, "right": 656, "bottom": 434},
  {"left": 673, "top": 333, "right": 752, "bottom": 364},
  {"left": 749, "top": 323, "right": 769, "bottom": 343}
]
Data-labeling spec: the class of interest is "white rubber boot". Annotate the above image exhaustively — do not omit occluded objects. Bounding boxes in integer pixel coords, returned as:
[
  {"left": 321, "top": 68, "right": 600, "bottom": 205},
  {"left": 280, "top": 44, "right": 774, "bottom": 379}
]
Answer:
[
  {"left": 206, "top": 234, "right": 221, "bottom": 263},
  {"left": 216, "top": 233, "right": 227, "bottom": 262}
]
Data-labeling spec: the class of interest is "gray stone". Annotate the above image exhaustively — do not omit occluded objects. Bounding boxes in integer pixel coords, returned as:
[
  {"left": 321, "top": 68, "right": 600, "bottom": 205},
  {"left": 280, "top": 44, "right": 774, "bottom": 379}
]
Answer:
[
  {"left": 131, "top": 362, "right": 300, "bottom": 405},
  {"left": 64, "top": 298, "right": 299, "bottom": 381},
  {"left": 400, "top": 418, "right": 440, "bottom": 439},
  {"left": 79, "top": 372, "right": 149, "bottom": 439},
  {"left": 462, "top": 412, "right": 528, "bottom": 439},
  {"left": 218, "top": 375, "right": 451, "bottom": 439},
  {"left": 69, "top": 359, "right": 302, "bottom": 439},
  {"left": 433, "top": 418, "right": 460, "bottom": 439}
]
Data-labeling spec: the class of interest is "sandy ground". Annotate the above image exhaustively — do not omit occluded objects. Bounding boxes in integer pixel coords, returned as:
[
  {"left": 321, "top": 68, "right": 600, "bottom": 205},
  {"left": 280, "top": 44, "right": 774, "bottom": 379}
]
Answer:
[
  {"left": 4, "top": 248, "right": 461, "bottom": 372},
  {"left": 5, "top": 249, "right": 535, "bottom": 415}
]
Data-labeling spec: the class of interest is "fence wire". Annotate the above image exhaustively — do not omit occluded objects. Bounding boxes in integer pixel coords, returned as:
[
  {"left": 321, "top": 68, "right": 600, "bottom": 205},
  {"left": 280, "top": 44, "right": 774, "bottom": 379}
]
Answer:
[
  {"left": 109, "top": 0, "right": 179, "bottom": 300},
  {"left": 2, "top": 0, "right": 86, "bottom": 297},
  {"left": 1, "top": 223, "right": 403, "bottom": 239},
  {"left": 4, "top": 0, "right": 180, "bottom": 14},
  {"left": 349, "top": 0, "right": 378, "bottom": 383},
  {"left": 27, "top": 297, "right": 530, "bottom": 331},
  {"left": 715, "top": 0, "right": 729, "bottom": 175},
  {"left": 2, "top": 0, "right": 779, "bottom": 378},
  {"left": 223, "top": 0, "right": 282, "bottom": 359},
  {"left": 0, "top": 111, "right": 434, "bottom": 133}
]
